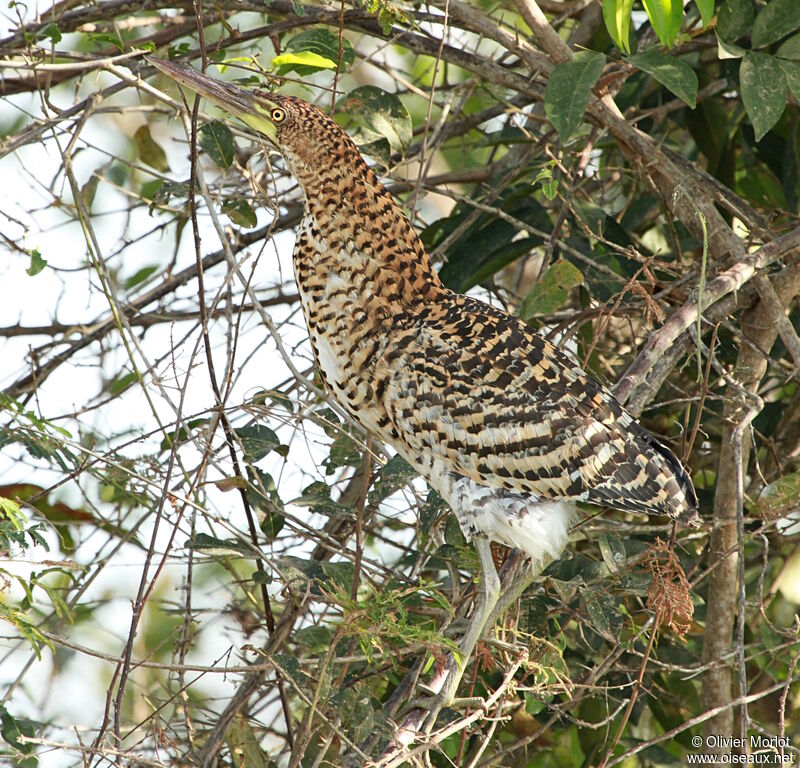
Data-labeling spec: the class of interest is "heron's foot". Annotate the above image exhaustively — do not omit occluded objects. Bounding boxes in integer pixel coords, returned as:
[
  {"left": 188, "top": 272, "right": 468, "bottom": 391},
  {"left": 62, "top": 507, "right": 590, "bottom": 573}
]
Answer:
[
  {"left": 450, "top": 695, "right": 490, "bottom": 714},
  {"left": 404, "top": 691, "right": 447, "bottom": 731},
  {"left": 405, "top": 539, "right": 504, "bottom": 733},
  {"left": 404, "top": 654, "right": 471, "bottom": 732}
]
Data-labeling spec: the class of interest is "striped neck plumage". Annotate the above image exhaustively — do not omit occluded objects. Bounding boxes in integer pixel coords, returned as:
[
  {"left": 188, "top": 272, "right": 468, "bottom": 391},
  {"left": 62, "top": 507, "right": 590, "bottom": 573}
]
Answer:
[{"left": 284, "top": 142, "right": 444, "bottom": 300}]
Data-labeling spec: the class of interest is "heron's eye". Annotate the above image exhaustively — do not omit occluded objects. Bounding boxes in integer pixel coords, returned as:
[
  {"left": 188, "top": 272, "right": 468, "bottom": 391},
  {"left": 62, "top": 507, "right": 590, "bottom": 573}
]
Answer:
[{"left": 270, "top": 107, "right": 286, "bottom": 123}]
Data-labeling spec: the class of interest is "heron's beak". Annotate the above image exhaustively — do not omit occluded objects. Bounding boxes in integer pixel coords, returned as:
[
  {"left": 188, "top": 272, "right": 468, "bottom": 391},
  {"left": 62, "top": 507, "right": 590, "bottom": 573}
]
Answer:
[{"left": 147, "top": 57, "right": 278, "bottom": 142}]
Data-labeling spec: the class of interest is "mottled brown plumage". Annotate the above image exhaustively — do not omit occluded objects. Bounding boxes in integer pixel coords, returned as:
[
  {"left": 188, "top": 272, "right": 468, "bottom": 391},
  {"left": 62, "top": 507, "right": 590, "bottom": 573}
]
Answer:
[
  {"left": 151, "top": 57, "right": 699, "bottom": 722},
  {"left": 151, "top": 58, "right": 699, "bottom": 550}
]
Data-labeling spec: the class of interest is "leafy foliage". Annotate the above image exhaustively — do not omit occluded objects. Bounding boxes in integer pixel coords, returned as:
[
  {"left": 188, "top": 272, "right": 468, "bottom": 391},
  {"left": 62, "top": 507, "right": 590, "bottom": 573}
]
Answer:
[
  {"left": 338, "top": 85, "right": 413, "bottom": 159},
  {"left": 545, "top": 51, "right": 606, "bottom": 141},
  {"left": 199, "top": 120, "right": 235, "bottom": 168},
  {"left": 628, "top": 50, "right": 698, "bottom": 108},
  {"left": 273, "top": 28, "right": 355, "bottom": 76},
  {"left": 1, "top": 1, "right": 799, "bottom": 767}
]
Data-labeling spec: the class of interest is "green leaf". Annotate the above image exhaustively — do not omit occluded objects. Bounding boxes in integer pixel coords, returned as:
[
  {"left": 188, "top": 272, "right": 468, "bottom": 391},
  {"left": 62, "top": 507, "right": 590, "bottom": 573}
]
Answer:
[
  {"left": 288, "top": 28, "right": 354, "bottom": 66},
  {"left": 429, "top": 187, "right": 551, "bottom": 292},
  {"left": 717, "top": 0, "right": 755, "bottom": 42},
  {"left": 150, "top": 180, "right": 190, "bottom": 206},
  {"left": 87, "top": 31, "right": 124, "bottom": 52},
  {"left": 124, "top": 265, "right": 159, "bottom": 289},
  {"left": 236, "top": 424, "right": 288, "bottom": 461},
  {"left": 222, "top": 198, "right": 258, "bottom": 228},
  {"left": 717, "top": 35, "right": 747, "bottom": 59},
  {"left": 38, "top": 22, "right": 61, "bottom": 44},
  {"left": 602, "top": 0, "right": 635, "bottom": 53},
  {"left": 695, "top": 0, "right": 715, "bottom": 26},
  {"left": 754, "top": 470, "right": 800, "bottom": 518},
  {"left": 0, "top": 497, "right": 24, "bottom": 531},
  {"left": 335, "top": 687, "right": 384, "bottom": 744},
  {"left": 140, "top": 179, "right": 163, "bottom": 202},
  {"left": 444, "top": 515, "right": 466, "bottom": 547},
  {"left": 25, "top": 248, "right": 47, "bottom": 276},
  {"left": 544, "top": 51, "right": 605, "bottom": 141},
  {"left": 199, "top": 120, "right": 234, "bottom": 169},
  {"left": 752, "top": 0, "right": 800, "bottom": 49},
  {"left": 777, "top": 32, "right": 800, "bottom": 60},
  {"left": 188, "top": 533, "right": 253, "bottom": 556},
  {"left": 692, "top": 468, "right": 716, "bottom": 490},
  {"left": 339, "top": 86, "right": 412, "bottom": 156},
  {"left": 133, "top": 125, "right": 170, "bottom": 172},
  {"left": 520, "top": 258, "right": 584, "bottom": 320},
  {"left": 80, "top": 171, "right": 100, "bottom": 210},
  {"left": 641, "top": 0, "right": 683, "bottom": 48},
  {"left": 107, "top": 164, "right": 127, "bottom": 186},
  {"left": 293, "top": 481, "right": 351, "bottom": 518},
  {"left": 419, "top": 490, "right": 446, "bottom": 531},
  {"left": 272, "top": 652, "right": 308, "bottom": 688},
  {"left": 159, "top": 418, "right": 208, "bottom": 450},
  {"left": 168, "top": 42, "right": 191, "bottom": 59},
  {"left": 541, "top": 178, "right": 557, "bottom": 200},
  {"left": 0, "top": 704, "right": 36, "bottom": 758},
  {"left": 534, "top": 166, "right": 558, "bottom": 200},
  {"left": 598, "top": 534, "right": 626, "bottom": 573},
  {"left": 275, "top": 28, "right": 354, "bottom": 75},
  {"left": 736, "top": 155, "right": 786, "bottom": 217},
  {"left": 0, "top": 605, "right": 52, "bottom": 661},
  {"left": 377, "top": 7, "right": 398, "bottom": 34},
  {"left": 259, "top": 507, "right": 284, "bottom": 541},
  {"left": 250, "top": 388, "right": 295, "bottom": 413},
  {"left": 629, "top": 50, "right": 698, "bottom": 107},
  {"left": 246, "top": 468, "right": 285, "bottom": 541},
  {"left": 279, "top": 555, "right": 354, "bottom": 593},
  {"left": 778, "top": 59, "right": 800, "bottom": 99},
  {"left": 322, "top": 431, "right": 362, "bottom": 474},
  {"left": 740, "top": 51, "right": 788, "bottom": 141},
  {"left": 252, "top": 569, "right": 272, "bottom": 584},
  {"left": 272, "top": 50, "right": 336, "bottom": 72},
  {"left": 295, "top": 625, "right": 334, "bottom": 653},
  {"left": 224, "top": 716, "right": 271, "bottom": 768},
  {"left": 308, "top": 406, "right": 342, "bottom": 438},
  {"left": 368, "top": 455, "right": 417, "bottom": 506},
  {"left": 581, "top": 588, "right": 620, "bottom": 642}
]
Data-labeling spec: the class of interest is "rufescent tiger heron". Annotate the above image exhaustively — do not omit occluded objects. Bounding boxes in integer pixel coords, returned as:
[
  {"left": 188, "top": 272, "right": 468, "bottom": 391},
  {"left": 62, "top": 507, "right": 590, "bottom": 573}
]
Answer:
[{"left": 148, "top": 57, "right": 699, "bottom": 734}]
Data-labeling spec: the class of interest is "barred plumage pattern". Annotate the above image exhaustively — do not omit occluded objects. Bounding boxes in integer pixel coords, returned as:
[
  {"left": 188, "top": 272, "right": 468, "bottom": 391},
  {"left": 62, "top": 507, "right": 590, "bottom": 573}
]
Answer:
[
  {"left": 279, "top": 93, "right": 699, "bottom": 561},
  {"left": 151, "top": 61, "right": 700, "bottom": 567},
  {"left": 151, "top": 58, "right": 701, "bottom": 734}
]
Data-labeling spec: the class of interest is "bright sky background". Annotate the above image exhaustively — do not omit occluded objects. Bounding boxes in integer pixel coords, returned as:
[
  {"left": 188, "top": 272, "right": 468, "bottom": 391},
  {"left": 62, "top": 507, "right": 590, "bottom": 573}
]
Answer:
[{"left": 0, "top": 21, "right": 427, "bottom": 762}]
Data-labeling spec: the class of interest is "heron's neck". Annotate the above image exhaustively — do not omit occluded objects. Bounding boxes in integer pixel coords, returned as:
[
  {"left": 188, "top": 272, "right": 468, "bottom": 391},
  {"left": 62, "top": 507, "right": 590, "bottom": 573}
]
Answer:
[{"left": 290, "top": 155, "right": 444, "bottom": 303}]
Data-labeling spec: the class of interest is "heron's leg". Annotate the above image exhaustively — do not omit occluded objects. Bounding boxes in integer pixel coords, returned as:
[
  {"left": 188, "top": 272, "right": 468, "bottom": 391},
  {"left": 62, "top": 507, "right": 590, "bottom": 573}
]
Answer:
[
  {"left": 457, "top": 537, "right": 501, "bottom": 666},
  {"left": 418, "top": 537, "right": 501, "bottom": 730}
]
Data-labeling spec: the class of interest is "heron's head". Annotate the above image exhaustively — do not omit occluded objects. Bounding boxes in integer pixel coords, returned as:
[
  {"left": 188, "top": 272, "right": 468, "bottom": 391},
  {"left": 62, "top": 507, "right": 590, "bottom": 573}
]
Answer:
[{"left": 148, "top": 58, "right": 353, "bottom": 179}]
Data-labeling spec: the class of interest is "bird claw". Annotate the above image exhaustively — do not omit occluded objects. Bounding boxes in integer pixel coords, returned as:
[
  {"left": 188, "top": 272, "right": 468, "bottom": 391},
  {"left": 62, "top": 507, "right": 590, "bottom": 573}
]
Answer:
[
  {"left": 405, "top": 690, "right": 490, "bottom": 734},
  {"left": 414, "top": 681, "right": 439, "bottom": 698},
  {"left": 405, "top": 690, "right": 447, "bottom": 714},
  {"left": 452, "top": 695, "right": 490, "bottom": 714},
  {"left": 401, "top": 691, "right": 448, "bottom": 733},
  {"left": 405, "top": 664, "right": 460, "bottom": 731},
  {"left": 405, "top": 656, "right": 484, "bottom": 732}
]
